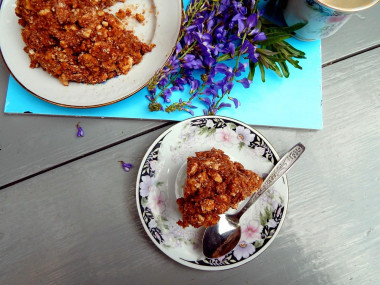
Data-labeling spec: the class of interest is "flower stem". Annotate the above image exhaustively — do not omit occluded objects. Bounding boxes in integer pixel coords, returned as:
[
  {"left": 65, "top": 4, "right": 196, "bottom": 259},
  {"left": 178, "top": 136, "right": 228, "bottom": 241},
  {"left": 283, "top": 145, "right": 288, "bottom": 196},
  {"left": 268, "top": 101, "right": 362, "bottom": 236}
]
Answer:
[{"left": 213, "top": 32, "right": 248, "bottom": 110}]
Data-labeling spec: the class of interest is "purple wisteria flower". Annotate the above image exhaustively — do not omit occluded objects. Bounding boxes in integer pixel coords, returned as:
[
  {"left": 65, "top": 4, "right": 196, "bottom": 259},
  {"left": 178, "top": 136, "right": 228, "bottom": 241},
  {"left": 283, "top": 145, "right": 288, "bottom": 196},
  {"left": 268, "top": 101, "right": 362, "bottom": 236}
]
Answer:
[
  {"left": 147, "top": 0, "right": 267, "bottom": 115},
  {"left": 119, "top": 161, "right": 133, "bottom": 172},
  {"left": 76, "top": 123, "right": 84, "bottom": 137}
]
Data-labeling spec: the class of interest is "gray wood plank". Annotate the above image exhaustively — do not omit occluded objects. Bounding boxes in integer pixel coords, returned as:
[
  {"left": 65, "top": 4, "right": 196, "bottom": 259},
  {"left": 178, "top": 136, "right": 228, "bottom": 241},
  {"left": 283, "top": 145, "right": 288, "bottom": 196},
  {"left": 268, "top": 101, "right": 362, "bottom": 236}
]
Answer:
[
  {"left": 322, "top": 4, "right": 380, "bottom": 64},
  {"left": 0, "top": 59, "right": 171, "bottom": 187},
  {"left": 0, "top": 3, "right": 379, "bottom": 187},
  {"left": 0, "top": 49, "right": 379, "bottom": 284}
]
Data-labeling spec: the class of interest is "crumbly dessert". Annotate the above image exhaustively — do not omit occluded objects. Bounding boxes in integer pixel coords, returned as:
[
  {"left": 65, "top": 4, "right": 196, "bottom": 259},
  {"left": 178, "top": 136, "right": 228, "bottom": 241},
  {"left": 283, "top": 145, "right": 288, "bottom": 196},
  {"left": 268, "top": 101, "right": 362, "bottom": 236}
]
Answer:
[
  {"left": 177, "top": 148, "right": 263, "bottom": 228},
  {"left": 15, "top": 0, "right": 154, "bottom": 86}
]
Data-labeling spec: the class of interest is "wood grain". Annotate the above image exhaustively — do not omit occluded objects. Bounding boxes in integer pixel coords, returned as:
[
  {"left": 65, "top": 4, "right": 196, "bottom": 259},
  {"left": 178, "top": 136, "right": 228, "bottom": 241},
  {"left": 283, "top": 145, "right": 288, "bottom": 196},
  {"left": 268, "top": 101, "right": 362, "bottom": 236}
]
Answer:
[
  {"left": 1, "top": 4, "right": 379, "bottom": 188},
  {"left": 322, "top": 4, "right": 380, "bottom": 64},
  {"left": 0, "top": 59, "right": 171, "bottom": 187},
  {"left": 0, "top": 48, "right": 379, "bottom": 284}
]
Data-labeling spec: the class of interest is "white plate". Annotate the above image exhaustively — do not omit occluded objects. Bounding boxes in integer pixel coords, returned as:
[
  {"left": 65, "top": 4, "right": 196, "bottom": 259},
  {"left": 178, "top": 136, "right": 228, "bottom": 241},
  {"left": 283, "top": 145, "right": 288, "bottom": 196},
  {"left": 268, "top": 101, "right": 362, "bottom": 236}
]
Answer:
[
  {"left": 0, "top": 0, "right": 182, "bottom": 108},
  {"left": 136, "top": 116, "right": 289, "bottom": 270}
]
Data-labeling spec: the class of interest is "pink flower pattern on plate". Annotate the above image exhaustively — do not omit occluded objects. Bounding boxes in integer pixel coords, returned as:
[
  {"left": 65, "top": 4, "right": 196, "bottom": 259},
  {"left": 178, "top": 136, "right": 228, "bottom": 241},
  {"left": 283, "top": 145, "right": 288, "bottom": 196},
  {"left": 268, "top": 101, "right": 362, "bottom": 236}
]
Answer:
[
  {"left": 242, "top": 221, "right": 263, "bottom": 243},
  {"left": 214, "top": 125, "right": 239, "bottom": 147},
  {"left": 147, "top": 190, "right": 167, "bottom": 216}
]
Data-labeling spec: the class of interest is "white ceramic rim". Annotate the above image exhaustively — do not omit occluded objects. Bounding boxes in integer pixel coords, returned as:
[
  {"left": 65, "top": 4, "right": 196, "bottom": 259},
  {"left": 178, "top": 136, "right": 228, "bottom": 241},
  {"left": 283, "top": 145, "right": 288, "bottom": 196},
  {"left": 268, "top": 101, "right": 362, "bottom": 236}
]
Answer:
[{"left": 135, "top": 115, "right": 289, "bottom": 271}]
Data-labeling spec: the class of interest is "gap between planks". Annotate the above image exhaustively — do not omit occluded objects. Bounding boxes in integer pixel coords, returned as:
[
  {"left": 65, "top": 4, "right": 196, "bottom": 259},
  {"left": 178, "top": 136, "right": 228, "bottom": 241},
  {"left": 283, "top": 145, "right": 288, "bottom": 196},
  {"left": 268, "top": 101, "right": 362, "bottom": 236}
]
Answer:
[
  {"left": 0, "top": 121, "right": 174, "bottom": 190},
  {"left": 322, "top": 43, "right": 380, "bottom": 68},
  {"left": 2, "top": 44, "right": 379, "bottom": 190}
]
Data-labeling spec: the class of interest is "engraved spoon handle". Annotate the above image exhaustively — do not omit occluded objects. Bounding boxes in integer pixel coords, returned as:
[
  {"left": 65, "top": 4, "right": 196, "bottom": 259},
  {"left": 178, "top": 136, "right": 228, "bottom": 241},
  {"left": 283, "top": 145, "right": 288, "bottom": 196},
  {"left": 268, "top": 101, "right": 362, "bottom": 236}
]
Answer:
[{"left": 232, "top": 143, "right": 305, "bottom": 221}]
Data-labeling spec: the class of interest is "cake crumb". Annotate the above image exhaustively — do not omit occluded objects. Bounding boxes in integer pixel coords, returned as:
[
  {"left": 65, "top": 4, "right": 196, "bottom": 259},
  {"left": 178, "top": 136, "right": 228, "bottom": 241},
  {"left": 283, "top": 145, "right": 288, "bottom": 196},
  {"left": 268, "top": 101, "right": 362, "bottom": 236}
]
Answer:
[
  {"left": 125, "top": 8, "right": 132, "bottom": 16},
  {"left": 135, "top": 13, "right": 145, "bottom": 23}
]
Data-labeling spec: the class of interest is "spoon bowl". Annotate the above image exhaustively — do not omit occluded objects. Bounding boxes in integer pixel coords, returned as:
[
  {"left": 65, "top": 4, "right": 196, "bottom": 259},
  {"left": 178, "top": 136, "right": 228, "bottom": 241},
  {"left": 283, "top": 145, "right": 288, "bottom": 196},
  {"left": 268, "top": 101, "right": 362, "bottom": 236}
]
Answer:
[{"left": 202, "top": 143, "right": 305, "bottom": 259}]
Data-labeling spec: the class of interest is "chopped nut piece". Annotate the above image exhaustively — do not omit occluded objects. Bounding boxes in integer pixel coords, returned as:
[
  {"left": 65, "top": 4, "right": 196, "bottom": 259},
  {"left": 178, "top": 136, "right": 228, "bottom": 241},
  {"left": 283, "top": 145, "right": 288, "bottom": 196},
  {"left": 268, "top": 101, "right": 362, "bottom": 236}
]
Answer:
[
  {"left": 115, "top": 8, "right": 126, "bottom": 19},
  {"left": 135, "top": 13, "right": 145, "bottom": 23},
  {"left": 38, "top": 8, "right": 50, "bottom": 15},
  {"left": 125, "top": 8, "right": 132, "bottom": 16},
  {"left": 80, "top": 28, "right": 92, "bottom": 38}
]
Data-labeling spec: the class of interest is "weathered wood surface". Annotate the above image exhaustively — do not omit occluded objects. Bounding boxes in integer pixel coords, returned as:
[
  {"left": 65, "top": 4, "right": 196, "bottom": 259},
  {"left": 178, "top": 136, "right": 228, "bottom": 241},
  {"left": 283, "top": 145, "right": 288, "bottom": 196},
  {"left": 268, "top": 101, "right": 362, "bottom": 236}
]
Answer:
[
  {"left": 0, "top": 59, "right": 171, "bottom": 187},
  {"left": 1, "top": 3, "right": 379, "bottom": 187},
  {"left": 322, "top": 4, "right": 380, "bottom": 64},
  {"left": 0, "top": 47, "right": 379, "bottom": 284}
]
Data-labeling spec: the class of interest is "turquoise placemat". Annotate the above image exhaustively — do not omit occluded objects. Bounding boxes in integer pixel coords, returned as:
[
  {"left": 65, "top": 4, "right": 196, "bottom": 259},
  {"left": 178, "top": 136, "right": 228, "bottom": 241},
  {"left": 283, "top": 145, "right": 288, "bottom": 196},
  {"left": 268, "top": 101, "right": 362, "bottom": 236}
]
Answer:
[{"left": 4, "top": 1, "right": 323, "bottom": 129}]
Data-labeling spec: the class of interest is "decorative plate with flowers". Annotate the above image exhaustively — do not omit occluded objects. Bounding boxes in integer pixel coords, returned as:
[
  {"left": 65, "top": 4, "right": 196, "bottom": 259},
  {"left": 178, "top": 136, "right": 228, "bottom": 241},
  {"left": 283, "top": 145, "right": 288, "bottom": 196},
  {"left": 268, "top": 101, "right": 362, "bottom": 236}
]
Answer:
[{"left": 136, "top": 116, "right": 288, "bottom": 270}]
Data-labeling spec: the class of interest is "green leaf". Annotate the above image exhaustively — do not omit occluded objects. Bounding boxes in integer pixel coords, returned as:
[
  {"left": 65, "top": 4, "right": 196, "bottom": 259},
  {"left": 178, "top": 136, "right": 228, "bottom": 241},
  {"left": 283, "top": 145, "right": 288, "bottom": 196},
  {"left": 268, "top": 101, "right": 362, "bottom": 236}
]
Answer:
[
  {"left": 217, "top": 53, "right": 232, "bottom": 62},
  {"left": 198, "top": 126, "right": 209, "bottom": 136},
  {"left": 260, "top": 212, "right": 267, "bottom": 226},
  {"left": 277, "top": 41, "right": 306, "bottom": 58},
  {"left": 265, "top": 22, "right": 306, "bottom": 34},
  {"left": 256, "top": 48, "right": 280, "bottom": 56},
  {"left": 279, "top": 61, "right": 289, "bottom": 78},
  {"left": 248, "top": 60, "right": 257, "bottom": 81},
  {"left": 259, "top": 34, "right": 292, "bottom": 45},
  {"left": 216, "top": 49, "right": 241, "bottom": 62},
  {"left": 255, "top": 240, "right": 264, "bottom": 248},
  {"left": 273, "top": 64, "right": 283, "bottom": 77},
  {"left": 256, "top": 17, "right": 262, "bottom": 31},
  {"left": 265, "top": 206, "right": 273, "bottom": 219},
  {"left": 259, "top": 56, "right": 269, "bottom": 69},
  {"left": 258, "top": 61, "right": 266, "bottom": 82},
  {"left": 227, "top": 122, "right": 237, "bottom": 130}
]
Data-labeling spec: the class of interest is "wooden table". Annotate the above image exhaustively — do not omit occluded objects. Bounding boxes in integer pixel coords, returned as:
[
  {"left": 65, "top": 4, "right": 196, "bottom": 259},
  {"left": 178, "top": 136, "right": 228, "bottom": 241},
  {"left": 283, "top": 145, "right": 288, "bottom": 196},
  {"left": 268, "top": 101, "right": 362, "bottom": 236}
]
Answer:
[{"left": 1, "top": 4, "right": 379, "bottom": 284}]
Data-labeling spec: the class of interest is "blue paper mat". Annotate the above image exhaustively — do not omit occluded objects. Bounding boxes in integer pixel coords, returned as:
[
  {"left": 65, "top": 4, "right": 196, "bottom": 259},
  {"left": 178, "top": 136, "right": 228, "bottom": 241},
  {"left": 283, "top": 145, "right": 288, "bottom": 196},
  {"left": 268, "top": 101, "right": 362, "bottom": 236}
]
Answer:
[{"left": 4, "top": 1, "right": 323, "bottom": 129}]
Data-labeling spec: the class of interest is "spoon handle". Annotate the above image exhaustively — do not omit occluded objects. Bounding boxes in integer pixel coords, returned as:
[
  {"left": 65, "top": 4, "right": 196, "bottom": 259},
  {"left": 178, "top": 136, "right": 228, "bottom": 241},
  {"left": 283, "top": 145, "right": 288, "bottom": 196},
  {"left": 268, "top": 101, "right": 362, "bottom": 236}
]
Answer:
[{"left": 233, "top": 143, "right": 305, "bottom": 221}]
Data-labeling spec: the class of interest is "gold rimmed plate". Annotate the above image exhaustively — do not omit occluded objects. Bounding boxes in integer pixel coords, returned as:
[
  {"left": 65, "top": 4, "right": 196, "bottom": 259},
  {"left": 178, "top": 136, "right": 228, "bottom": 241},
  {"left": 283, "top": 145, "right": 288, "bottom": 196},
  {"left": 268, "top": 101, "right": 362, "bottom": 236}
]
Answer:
[{"left": 0, "top": 0, "right": 182, "bottom": 108}]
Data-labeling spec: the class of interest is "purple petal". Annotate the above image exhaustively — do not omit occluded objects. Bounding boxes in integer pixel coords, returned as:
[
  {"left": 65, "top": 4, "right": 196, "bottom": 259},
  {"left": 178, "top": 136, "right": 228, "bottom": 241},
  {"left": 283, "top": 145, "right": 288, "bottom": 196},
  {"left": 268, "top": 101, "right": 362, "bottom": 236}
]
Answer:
[
  {"left": 229, "top": 97, "right": 241, "bottom": 108},
  {"left": 218, "top": 102, "right": 232, "bottom": 109},
  {"left": 238, "top": 19, "right": 245, "bottom": 35},
  {"left": 119, "top": 161, "right": 133, "bottom": 172},
  {"left": 199, "top": 96, "right": 212, "bottom": 106},
  {"left": 232, "top": 13, "right": 245, "bottom": 22},
  {"left": 237, "top": 78, "right": 252, "bottom": 88},
  {"left": 204, "top": 87, "right": 218, "bottom": 97},
  {"left": 246, "top": 14, "right": 258, "bottom": 29},
  {"left": 162, "top": 89, "right": 172, "bottom": 103},
  {"left": 206, "top": 18, "right": 215, "bottom": 32},
  {"left": 224, "top": 42, "right": 235, "bottom": 56},
  {"left": 175, "top": 42, "right": 182, "bottom": 55},
  {"left": 184, "top": 33, "right": 193, "bottom": 45},
  {"left": 182, "top": 54, "right": 195, "bottom": 63},
  {"left": 203, "top": 56, "right": 216, "bottom": 69},
  {"left": 145, "top": 95, "right": 155, "bottom": 102},
  {"left": 253, "top": 32, "right": 267, "bottom": 42},
  {"left": 76, "top": 123, "right": 84, "bottom": 137},
  {"left": 190, "top": 79, "right": 200, "bottom": 93},
  {"left": 184, "top": 108, "right": 194, "bottom": 116}
]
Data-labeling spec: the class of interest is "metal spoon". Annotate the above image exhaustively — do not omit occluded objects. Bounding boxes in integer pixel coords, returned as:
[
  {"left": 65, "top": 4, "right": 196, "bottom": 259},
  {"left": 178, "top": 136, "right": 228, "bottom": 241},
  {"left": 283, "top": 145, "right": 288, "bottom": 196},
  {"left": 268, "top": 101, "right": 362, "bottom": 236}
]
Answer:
[{"left": 202, "top": 143, "right": 305, "bottom": 259}]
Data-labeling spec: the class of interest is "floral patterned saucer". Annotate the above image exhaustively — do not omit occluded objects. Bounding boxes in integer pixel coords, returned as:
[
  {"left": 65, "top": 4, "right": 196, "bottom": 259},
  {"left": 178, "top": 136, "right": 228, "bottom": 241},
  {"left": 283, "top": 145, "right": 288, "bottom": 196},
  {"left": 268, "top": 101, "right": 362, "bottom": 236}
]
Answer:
[{"left": 136, "top": 116, "right": 288, "bottom": 270}]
